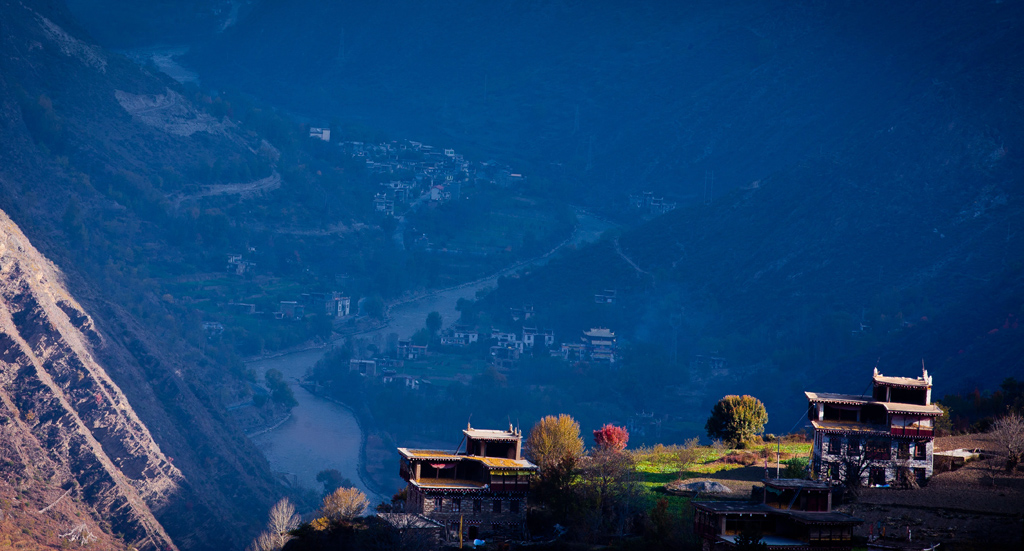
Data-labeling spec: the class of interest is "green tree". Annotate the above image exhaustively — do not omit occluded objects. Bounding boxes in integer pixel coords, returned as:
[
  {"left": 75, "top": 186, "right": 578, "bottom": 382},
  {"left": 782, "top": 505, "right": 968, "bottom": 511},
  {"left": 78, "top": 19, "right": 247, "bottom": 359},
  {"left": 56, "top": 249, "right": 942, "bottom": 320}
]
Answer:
[
  {"left": 705, "top": 395, "right": 768, "bottom": 446},
  {"left": 425, "top": 311, "right": 442, "bottom": 335},
  {"left": 265, "top": 369, "right": 298, "bottom": 408},
  {"left": 362, "top": 295, "right": 385, "bottom": 319},
  {"left": 933, "top": 402, "right": 952, "bottom": 436},
  {"left": 316, "top": 469, "right": 354, "bottom": 497}
]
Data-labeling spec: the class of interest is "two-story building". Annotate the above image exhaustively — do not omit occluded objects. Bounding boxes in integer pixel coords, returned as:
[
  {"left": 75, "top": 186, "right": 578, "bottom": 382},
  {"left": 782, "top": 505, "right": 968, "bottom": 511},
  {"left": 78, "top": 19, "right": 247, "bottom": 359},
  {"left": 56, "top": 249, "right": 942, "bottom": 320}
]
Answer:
[
  {"left": 398, "top": 426, "right": 537, "bottom": 542},
  {"left": 806, "top": 368, "right": 943, "bottom": 486},
  {"left": 693, "top": 478, "right": 862, "bottom": 550}
]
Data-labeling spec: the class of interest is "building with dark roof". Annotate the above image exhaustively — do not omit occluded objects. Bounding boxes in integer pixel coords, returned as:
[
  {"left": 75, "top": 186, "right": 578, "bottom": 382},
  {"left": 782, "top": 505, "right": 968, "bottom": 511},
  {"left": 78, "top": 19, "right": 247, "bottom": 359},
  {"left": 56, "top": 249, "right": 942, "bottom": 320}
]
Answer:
[
  {"left": 806, "top": 368, "right": 943, "bottom": 486},
  {"left": 398, "top": 425, "right": 537, "bottom": 542},
  {"left": 693, "top": 478, "right": 862, "bottom": 550}
]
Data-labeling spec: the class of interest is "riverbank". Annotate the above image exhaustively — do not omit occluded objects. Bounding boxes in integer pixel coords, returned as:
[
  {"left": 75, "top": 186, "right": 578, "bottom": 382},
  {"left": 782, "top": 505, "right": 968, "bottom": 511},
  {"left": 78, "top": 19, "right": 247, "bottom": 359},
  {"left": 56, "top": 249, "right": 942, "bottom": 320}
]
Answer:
[
  {"left": 239, "top": 209, "right": 617, "bottom": 506},
  {"left": 301, "top": 383, "right": 399, "bottom": 501}
]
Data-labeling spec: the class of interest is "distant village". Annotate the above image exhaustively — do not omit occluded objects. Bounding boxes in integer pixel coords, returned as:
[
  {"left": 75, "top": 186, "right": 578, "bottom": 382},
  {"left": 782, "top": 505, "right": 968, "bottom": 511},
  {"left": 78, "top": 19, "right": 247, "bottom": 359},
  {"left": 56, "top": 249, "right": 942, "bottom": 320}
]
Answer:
[
  {"left": 312, "top": 127, "right": 526, "bottom": 220},
  {"left": 347, "top": 300, "right": 620, "bottom": 392}
]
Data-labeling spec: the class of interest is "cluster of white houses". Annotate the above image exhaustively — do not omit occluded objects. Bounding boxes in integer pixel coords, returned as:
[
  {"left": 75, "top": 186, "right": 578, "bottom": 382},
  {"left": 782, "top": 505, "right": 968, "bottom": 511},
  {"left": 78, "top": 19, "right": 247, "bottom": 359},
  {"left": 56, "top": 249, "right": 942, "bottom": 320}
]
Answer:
[{"left": 334, "top": 139, "right": 523, "bottom": 218}]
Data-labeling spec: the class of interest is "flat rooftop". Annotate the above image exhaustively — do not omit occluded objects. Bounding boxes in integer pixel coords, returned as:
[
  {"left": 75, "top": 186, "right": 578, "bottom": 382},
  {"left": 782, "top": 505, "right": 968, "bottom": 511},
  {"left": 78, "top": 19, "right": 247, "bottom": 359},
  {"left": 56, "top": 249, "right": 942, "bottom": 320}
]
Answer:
[
  {"left": 476, "top": 456, "right": 537, "bottom": 470},
  {"left": 786, "top": 510, "right": 863, "bottom": 524},
  {"left": 765, "top": 478, "right": 833, "bottom": 490},
  {"left": 463, "top": 428, "right": 521, "bottom": 441},
  {"left": 397, "top": 448, "right": 537, "bottom": 470},
  {"left": 811, "top": 420, "right": 891, "bottom": 434},
  {"left": 805, "top": 391, "right": 871, "bottom": 405},
  {"left": 398, "top": 448, "right": 462, "bottom": 460},
  {"left": 874, "top": 373, "right": 930, "bottom": 388},
  {"left": 692, "top": 502, "right": 774, "bottom": 514},
  {"left": 805, "top": 393, "right": 942, "bottom": 416},
  {"left": 410, "top": 478, "right": 488, "bottom": 490}
]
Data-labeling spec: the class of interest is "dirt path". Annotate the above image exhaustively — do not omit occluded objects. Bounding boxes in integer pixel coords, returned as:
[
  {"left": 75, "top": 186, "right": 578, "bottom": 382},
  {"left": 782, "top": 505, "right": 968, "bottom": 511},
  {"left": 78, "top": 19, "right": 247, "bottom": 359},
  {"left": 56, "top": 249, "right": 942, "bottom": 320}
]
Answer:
[
  {"left": 614, "top": 237, "right": 653, "bottom": 281},
  {"left": 171, "top": 171, "right": 281, "bottom": 207}
]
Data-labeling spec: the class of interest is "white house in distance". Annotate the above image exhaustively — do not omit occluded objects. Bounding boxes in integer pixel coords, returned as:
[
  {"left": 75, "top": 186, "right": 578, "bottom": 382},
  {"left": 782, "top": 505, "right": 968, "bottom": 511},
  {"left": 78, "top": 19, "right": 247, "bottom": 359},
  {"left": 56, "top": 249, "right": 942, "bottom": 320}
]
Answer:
[{"left": 309, "top": 127, "right": 331, "bottom": 142}]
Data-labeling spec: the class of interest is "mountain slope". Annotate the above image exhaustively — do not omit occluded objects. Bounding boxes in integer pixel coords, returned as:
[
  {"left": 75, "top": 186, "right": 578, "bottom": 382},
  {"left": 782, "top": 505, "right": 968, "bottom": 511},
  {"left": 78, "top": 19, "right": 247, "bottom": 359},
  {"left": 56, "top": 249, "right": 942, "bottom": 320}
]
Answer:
[
  {"left": 0, "top": 1, "right": 284, "bottom": 549},
  {"left": 471, "top": 0, "right": 1024, "bottom": 431},
  {"left": 0, "top": 209, "right": 179, "bottom": 551},
  {"left": 177, "top": 0, "right": 1023, "bottom": 211}
]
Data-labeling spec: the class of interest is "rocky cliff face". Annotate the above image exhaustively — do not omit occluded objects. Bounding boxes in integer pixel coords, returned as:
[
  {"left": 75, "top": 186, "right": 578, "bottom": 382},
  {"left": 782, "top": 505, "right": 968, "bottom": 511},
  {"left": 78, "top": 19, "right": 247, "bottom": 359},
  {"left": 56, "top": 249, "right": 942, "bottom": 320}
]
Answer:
[
  {"left": 0, "top": 2, "right": 283, "bottom": 549},
  {"left": 0, "top": 209, "right": 179, "bottom": 551}
]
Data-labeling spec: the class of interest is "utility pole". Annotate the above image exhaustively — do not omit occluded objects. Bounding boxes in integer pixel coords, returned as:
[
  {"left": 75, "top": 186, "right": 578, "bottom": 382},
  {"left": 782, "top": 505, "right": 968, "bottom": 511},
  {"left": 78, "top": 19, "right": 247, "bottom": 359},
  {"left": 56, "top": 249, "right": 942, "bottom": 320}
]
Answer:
[{"left": 776, "top": 435, "right": 781, "bottom": 478}]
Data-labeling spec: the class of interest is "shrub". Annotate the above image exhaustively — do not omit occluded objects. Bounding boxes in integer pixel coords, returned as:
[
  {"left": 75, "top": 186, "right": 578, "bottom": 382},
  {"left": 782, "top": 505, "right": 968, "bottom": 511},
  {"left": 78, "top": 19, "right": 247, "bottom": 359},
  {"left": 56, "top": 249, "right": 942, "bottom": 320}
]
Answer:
[
  {"left": 593, "top": 424, "right": 629, "bottom": 451},
  {"left": 782, "top": 457, "right": 809, "bottom": 478}
]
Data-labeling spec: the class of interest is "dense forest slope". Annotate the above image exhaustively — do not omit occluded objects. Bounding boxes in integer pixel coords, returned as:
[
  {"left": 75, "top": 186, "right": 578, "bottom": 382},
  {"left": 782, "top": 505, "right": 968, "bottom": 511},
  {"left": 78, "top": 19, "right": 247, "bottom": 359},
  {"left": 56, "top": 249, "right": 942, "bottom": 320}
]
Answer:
[
  {"left": 475, "top": 0, "right": 1024, "bottom": 428},
  {"left": 0, "top": 1, "right": 282, "bottom": 549},
  {"left": 175, "top": 0, "right": 1023, "bottom": 210}
]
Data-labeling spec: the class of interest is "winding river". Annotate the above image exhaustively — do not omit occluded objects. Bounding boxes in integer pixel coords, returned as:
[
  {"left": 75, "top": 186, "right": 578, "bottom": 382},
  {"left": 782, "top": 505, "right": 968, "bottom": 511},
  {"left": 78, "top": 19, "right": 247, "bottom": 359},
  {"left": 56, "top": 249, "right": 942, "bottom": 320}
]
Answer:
[{"left": 247, "top": 212, "right": 614, "bottom": 502}]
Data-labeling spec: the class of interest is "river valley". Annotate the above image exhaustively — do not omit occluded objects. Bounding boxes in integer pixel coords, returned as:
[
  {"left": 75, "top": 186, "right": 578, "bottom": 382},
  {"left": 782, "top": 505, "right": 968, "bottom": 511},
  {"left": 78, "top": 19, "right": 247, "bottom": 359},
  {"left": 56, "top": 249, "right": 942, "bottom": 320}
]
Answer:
[{"left": 246, "top": 212, "right": 614, "bottom": 502}]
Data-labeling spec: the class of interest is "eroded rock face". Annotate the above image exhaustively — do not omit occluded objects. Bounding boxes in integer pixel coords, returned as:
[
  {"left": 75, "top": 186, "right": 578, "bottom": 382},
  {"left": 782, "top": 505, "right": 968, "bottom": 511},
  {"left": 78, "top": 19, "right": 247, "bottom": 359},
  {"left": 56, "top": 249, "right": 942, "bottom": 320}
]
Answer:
[{"left": 0, "top": 209, "right": 180, "bottom": 551}]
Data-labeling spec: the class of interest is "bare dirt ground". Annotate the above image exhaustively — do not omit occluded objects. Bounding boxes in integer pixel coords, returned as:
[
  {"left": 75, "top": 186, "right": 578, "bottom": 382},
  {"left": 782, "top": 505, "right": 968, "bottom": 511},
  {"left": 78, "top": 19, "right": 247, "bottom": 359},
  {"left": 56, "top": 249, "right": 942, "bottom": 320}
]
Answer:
[
  {"left": 843, "top": 434, "right": 1023, "bottom": 549},
  {"left": 115, "top": 88, "right": 221, "bottom": 137},
  {"left": 674, "top": 435, "right": 1023, "bottom": 548}
]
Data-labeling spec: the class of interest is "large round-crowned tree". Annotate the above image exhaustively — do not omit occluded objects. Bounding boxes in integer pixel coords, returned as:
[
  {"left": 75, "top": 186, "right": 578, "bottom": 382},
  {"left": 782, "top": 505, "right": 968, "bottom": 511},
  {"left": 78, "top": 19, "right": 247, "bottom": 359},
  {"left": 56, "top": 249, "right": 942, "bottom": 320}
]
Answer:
[
  {"left": 705, "top": 395, "right": 768, "bottom": 446},
  {"left": 525, "top": 414, "right": 585, "bottom": 470}
]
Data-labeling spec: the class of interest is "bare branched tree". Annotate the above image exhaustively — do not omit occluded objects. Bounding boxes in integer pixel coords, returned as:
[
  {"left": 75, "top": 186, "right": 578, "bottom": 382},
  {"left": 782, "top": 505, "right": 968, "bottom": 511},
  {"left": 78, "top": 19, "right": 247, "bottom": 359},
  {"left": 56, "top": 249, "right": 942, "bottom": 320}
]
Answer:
[
  {"left": 991, "top": 413, "right": 1024, "bottom": 472},
  {"left": 675, "top": 437, "right": 701, "bottom": 477},
  {"left": 247, "top": 498, "right": 301, "bottom": 551},
  {"left": 839, "top": 454, "right": 871, "bottom": 501}
]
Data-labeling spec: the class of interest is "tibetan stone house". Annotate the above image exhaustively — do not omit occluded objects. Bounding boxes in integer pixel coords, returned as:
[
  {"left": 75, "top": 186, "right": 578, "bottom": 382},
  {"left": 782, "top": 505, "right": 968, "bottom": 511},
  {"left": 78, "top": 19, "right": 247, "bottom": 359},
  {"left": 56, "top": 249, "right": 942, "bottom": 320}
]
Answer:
[
  {"left": 693, "top": 478, "right": 862, "bottom": 550},
  {"left": 806, "top": 368, "right": 943, "bottom": 486},
  {"left": 398, "top": 425, "right": 537, "bottom": 541}
]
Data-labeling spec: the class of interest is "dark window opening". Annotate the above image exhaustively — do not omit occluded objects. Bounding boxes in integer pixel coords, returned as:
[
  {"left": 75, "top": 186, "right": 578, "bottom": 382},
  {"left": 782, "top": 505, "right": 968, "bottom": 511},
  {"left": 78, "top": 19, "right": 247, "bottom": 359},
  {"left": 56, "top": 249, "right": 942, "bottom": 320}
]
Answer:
[
  {"left": 914, "top": 468, "right": 926, "bottom": 485},
  {"left": 510, "top": 499, "right": 520, "bottom": 514},
  {"left": 847, "top": 439, "right": 861, "bottom": 456},
  {"left": 914, "top": 441, "right": 927, "bottom": 460},
  {"left": 870, "top": 467, "right": 886, "bottom": 486},
  {"left": 866, "top": 438, "right": 891, "bottom": 460},
  {"left": 897, "top": 442, "right": 910, "bottom": 460},
  {"left": 492, "top": 500, "right": 501, "bottom": 513},
  {"left": 434, "top": 497, "right": 443, "bottom": 511},
  {"left": 473, "top": 499, "right": 482, "bottom": 513},
  {"left": 828, "top": 436, "right": 841, "bottom": 455}
]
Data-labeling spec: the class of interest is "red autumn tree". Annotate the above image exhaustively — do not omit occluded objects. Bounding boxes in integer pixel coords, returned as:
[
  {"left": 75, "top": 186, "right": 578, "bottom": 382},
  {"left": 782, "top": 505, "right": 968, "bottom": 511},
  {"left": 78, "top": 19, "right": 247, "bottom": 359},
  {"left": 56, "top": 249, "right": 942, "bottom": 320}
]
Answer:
[{"left": 593, "top": 423, "right": 629, "bottom": 451}]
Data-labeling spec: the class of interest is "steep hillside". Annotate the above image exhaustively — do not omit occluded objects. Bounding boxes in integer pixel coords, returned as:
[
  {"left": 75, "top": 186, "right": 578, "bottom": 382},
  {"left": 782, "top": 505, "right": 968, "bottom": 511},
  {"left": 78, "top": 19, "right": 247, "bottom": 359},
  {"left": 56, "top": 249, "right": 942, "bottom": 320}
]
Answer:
[
  {"left": 174, "top": 0, "right": 1024, "bottom": 212},
  {"left": 472, "top": 0, "right": 1024, "bottom": 431},
  {"left": 0, "top": 209, "right": 179, "bottom": 550},
  {"left": 0, "top": 1, "right": 284, "bottom": 549}
]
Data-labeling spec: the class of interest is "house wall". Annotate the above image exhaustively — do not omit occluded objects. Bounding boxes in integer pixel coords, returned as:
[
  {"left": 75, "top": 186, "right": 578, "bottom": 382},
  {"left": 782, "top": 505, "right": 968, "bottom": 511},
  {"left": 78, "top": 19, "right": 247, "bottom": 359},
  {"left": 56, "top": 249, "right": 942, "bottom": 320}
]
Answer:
[
  {"left": 812, "top": 432, "right": 933, "bottom": 484},
  {"left": 406, "top": 486, "right": 527, "bottom": 539}
]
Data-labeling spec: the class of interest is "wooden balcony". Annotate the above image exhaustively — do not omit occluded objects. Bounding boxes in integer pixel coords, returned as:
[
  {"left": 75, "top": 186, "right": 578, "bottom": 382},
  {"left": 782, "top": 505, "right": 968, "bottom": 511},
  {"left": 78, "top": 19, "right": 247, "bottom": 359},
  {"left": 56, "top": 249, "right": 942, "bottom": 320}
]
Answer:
[{"left": 890, "top": 425, "right": 933, "bottom": 438}]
